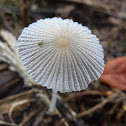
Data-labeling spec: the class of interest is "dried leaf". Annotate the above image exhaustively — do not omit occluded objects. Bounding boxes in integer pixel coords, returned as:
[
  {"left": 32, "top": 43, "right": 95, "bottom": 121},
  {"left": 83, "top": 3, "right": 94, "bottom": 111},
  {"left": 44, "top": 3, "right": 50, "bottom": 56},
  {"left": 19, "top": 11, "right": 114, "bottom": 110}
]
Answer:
[
  {"left": 100, "top": 56, "right": 126, "bottom": 90},
  {"left": 0, "top": 30, "right": 35, "bottom": 86}
]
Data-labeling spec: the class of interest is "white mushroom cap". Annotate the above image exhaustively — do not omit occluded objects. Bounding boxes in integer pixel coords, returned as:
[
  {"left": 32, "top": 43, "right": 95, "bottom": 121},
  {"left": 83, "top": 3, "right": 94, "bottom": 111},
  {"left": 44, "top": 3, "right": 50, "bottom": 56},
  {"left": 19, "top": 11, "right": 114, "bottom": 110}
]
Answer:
[{"left": 17, "top": 17, "right": 104, "bottom": 93}]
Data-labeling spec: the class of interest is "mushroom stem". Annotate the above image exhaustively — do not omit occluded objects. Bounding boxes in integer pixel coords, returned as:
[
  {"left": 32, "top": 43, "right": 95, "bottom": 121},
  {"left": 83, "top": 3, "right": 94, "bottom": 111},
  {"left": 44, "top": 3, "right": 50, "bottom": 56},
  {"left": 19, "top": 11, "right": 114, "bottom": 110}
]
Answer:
[{"left": 48, "top": 90, "right": 57, "bottom": 112}]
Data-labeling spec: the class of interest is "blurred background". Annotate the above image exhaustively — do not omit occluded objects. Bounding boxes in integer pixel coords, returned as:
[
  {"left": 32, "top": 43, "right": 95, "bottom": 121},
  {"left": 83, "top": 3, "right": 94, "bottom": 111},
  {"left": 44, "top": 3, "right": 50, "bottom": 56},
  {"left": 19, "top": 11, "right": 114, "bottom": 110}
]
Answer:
[{"left": 0, "top": 0, "right": 126, "bottom": 126}]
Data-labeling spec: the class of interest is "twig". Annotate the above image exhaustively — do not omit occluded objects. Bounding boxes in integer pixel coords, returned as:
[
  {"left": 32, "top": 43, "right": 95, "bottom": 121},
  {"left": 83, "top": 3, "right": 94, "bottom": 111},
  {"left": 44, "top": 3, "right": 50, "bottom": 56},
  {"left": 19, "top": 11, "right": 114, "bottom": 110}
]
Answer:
[
  {"left": 20, "top": 0, "right": 29, "bottom": 27},
  {"left": 0, "top": 89, "right": 37, "bottom": 104},
  {"left": 9, "top": 99, "right": 37, "bottom": 125},
  {"left": 109, "top": 95, "right": 126, "bottom": 115},
  {"left": 19, "top": 106, "right": 43, "bottom": 126},
  {"left": 0, "top": 121, "right": 14, "bottom": 126},
  {"left": 64, "top": 90, "right": 104, "bottom": 101},
  {"left": 76, "top": 93, "right": 120, "bottom": 117}
]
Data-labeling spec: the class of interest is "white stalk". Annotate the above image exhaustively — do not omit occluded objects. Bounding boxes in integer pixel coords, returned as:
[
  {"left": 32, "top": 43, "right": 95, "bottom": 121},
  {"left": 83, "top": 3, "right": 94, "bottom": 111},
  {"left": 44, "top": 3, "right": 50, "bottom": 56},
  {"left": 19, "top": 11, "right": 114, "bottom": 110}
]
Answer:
[{"left": 48, "top": 90, "right": 57, "bottom": 112}]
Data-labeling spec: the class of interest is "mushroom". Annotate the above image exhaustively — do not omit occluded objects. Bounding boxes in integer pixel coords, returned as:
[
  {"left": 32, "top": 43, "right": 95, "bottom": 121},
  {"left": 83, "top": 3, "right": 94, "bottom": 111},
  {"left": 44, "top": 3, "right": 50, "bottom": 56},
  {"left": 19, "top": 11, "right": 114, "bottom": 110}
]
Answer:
[{"left": 17, "top": 17, "right": 104, "bottom": 112}]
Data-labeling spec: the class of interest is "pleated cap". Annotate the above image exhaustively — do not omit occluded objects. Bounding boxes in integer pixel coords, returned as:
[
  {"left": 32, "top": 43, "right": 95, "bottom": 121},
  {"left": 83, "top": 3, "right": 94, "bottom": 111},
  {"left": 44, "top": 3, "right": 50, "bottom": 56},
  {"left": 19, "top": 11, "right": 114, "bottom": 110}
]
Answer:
[{"left": 17, "top": 17, "right": 105, "bottom": 93}]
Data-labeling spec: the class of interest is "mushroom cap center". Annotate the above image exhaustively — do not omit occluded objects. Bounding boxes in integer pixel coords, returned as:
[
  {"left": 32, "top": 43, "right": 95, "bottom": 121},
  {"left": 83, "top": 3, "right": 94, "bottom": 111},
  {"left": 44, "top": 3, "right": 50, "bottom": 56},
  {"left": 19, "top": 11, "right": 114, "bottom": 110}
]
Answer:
[{"left": 57, "top": 37, "right": 70, "bottom": 48}]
